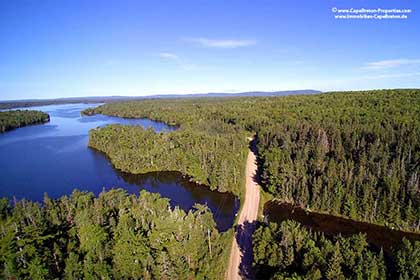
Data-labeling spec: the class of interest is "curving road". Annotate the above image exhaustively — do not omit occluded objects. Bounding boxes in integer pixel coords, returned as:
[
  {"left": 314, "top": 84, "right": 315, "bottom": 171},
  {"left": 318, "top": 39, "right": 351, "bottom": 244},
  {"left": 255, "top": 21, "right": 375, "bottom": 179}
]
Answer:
[{"left": 226, "top": 142, "right": 260, "bottom": 280}]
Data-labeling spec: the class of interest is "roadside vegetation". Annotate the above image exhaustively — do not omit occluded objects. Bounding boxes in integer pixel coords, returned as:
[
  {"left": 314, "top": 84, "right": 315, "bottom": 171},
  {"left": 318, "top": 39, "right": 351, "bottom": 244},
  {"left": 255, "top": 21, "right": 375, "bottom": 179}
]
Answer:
[
  {"left": 83, "top": 89, "right": 420, "bottom": 278},
  {"left": 0, "top": 110, "right": 49, "bottom": 133},
  {"left": 256, "top": 90, "right": 420, "bottom": 232},
  {"left": 253, "top": 220, "right": 419, "bottom": 279}
]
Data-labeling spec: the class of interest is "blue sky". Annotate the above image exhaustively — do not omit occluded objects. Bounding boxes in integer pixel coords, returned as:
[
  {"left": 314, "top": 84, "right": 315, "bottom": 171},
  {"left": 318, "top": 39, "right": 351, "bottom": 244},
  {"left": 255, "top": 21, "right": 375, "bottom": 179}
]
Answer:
[{"left": 0, "top": 0, "right": 419, "bottom": 100}]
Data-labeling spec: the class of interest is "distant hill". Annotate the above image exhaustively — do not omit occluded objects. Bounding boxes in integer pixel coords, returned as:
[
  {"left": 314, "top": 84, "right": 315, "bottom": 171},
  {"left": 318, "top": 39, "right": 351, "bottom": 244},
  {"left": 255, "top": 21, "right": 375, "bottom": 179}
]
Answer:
[
  {"left": 0, "top": 89, "right": 321, "bottom": 109},
  {"left": 149, "top": 90, "right": 321, "bottom": 98}
]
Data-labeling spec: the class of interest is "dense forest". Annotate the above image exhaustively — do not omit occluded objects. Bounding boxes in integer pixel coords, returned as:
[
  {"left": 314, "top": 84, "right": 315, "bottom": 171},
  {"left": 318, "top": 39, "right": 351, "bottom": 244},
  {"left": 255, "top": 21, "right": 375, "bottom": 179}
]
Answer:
[
  {"left": 0, "top": 190, "right": 230, "bottom": 279},
  {"left": 256, "top": 90, "right": 420, "bottom": 231},
  {"left": 1, "top": 89, "right": 419, "bottom": 278},
  {"left": 252, "top": 220, "right": 419, "bottom": 279},
  {"left": 85, "top": 89, "right": 420, "bottom": 232},
  {"left": 0, "top": 110, "right": 49, "bottom": 133}
]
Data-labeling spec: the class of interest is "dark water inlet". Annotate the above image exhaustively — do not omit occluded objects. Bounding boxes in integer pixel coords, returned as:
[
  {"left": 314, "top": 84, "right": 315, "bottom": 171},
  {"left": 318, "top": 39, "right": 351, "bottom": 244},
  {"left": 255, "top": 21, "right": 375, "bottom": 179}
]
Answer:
[
  {"left": 264, "top": 200, "right": 420, "bottom": 253},
  {"left": 0, "top": 103, "right": 238, "bottom": 231}
]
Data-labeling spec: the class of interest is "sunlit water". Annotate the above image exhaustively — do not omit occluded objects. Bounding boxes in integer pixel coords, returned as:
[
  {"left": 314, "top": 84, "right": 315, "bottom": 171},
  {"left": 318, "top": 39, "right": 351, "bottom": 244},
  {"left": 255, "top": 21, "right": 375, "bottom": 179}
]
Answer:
[{"left": 0, "top": 103, "right": 238, "bottom": 231}]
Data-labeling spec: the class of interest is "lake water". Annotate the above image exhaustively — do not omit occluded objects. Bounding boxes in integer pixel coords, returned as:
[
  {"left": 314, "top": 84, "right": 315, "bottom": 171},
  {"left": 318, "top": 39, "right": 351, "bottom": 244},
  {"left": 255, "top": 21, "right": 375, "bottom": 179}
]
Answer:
[{"left": 0, "top": 103, "right": 238, "bottom": 231}]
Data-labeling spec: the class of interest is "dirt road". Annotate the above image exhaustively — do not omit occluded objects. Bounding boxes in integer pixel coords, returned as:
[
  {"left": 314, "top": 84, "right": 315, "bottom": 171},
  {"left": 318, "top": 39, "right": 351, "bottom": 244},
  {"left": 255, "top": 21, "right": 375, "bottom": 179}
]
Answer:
[{"left": 226, "top": 145, "right": 260, "bottom": 280}]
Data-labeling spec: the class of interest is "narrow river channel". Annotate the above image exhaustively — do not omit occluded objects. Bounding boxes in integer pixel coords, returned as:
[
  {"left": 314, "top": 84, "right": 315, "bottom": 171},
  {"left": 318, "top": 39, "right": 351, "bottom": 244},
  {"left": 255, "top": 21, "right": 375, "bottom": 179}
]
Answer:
[{"left": 264, "top": 200, "right": 420, "bottom": 253}]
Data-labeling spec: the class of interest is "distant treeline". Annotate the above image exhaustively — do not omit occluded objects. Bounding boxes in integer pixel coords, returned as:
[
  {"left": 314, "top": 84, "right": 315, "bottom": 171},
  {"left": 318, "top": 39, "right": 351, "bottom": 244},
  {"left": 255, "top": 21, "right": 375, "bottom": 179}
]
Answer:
[
  {"left": 84, "top": 89, "right": 420, "bottom": 232},
  {"left": 0, "top": 100, "right": 95, "bottom": 110},
  {"left": 0, "top": 190, "right": 230, "bottom": 279},
  {"left": 0, "top": 90, "right": 319, "bottom": 110},
  {"left": 0, "top": 110, "right": 49, "bottom": 133},
  {"left": 253, "top": 220, "right": 419, "bottom": 279}
]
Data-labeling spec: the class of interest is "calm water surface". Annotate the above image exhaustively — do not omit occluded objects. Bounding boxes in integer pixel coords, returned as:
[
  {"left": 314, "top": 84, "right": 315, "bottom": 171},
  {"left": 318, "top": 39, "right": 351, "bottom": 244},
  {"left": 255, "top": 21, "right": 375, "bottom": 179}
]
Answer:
[{"left": 0, "top": 103, "right": 238, "bottom": 231}]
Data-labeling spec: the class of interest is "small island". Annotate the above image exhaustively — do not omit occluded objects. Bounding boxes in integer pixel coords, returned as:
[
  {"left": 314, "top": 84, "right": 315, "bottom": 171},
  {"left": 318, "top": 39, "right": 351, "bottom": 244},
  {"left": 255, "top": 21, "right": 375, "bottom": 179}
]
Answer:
[{"left": 0, "top": 110, "right": 50, "bottom": 133}]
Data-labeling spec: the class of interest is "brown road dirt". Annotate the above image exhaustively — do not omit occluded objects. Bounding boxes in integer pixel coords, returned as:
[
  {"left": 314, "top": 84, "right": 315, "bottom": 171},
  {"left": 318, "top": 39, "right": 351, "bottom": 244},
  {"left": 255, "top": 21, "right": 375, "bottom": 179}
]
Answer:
[{"left": 226, "top": 145, "right": 260, "bottom": 280}]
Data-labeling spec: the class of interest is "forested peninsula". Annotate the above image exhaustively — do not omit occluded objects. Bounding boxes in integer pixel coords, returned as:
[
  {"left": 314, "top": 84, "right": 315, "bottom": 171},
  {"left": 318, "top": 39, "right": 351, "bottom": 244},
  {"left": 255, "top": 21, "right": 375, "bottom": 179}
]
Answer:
[
  {"left": 0, "top": 110, "right": 50, "bottom": 133},
  {"left": 88, "top": 124, "right": 248, "bottom": 196}
]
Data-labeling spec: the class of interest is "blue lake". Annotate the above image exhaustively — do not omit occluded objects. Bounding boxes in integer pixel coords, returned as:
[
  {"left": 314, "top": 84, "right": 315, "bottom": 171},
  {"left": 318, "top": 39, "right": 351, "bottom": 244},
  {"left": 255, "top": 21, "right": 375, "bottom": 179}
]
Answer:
[{"left": 0, "top": 103, "right": 238, "bottom": 231}]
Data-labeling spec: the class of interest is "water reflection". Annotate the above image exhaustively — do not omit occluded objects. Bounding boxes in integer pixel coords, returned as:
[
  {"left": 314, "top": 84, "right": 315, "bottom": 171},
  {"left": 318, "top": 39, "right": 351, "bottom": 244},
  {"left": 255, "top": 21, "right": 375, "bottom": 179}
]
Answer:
[{"left": 115, "top": 169, "right": 238, "bottom": 231}]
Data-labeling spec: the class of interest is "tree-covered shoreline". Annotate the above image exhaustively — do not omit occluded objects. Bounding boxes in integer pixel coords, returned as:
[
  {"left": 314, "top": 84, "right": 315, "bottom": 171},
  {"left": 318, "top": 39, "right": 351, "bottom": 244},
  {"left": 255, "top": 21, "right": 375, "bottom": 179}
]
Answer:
[
  {"left": 0, "top": 190, "right": 231, "bottom": 279},
  {"left": 0, "top": 110, "right": 50, "bottom": 133},
  {"left": 88, "top": 120, "right": 249, "bottom": 197},
  {"left": 252, "top": 220, "right": 419, "bottom": 279}
]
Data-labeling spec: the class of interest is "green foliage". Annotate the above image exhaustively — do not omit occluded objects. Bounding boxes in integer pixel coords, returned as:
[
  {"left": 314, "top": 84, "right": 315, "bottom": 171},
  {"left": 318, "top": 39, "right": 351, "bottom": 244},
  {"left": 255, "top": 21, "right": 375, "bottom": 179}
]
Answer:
[
  {"left": 0, "top": 110, "right": 49, "bottom": 132},
  {"left": 395, "top": 238, "right": 420, "bottom": 279},
  {"left": 253, "top": 221, "right": 393, "bottom": 279},
  {"left": 0, "top": 190, "right": 229, "bottom": 279},
  {"left": 83, "top": 89, "right": 420, "bottom": 278},
  {"left": 1, "top": 89, "right": 419, "bottom": 277},
  {"left": 255, "top": 90, "right": 420, "bottom": 231}
]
